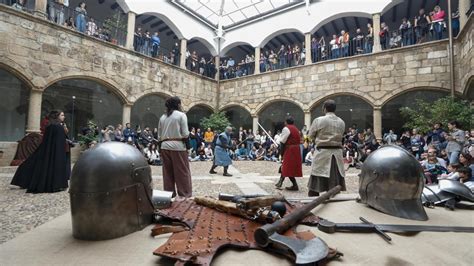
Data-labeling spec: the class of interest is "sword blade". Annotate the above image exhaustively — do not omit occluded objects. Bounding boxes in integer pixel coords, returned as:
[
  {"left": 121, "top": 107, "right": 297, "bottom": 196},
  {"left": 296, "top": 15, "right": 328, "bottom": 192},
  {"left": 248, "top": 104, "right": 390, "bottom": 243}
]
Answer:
[
  {"left": 331, "top": 222, "right": 474, "bottom": 233},
  {"left": 376, "top": 224, "right": 474, "bottom": 233}
]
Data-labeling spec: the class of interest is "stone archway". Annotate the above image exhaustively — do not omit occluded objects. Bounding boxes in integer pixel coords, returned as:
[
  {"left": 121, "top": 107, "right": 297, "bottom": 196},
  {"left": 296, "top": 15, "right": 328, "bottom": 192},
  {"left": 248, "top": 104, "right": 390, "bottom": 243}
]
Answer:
[
  {"left": 221, "top": 105, "right": 252, "bottom": 130},
  {"left": 0, "top": 68, "right": 30, "bottom": 141},
  {"left": 187, "top": 104, "right": 213, "bottom": 130},
  {"left": 381, "top": 89, "right": 450, "bottom": 134},
  {"left": 131, "top": 94, "right": 167, "bottom": 130},
  {"left": 258, "top": 101, "right": 304, "bottom": 135},
  {"left": 42, "top": 79, "right": 124, "bottom": 139},
  {"left": 311, "top": 95, "right": 374, "bottom": 131}
]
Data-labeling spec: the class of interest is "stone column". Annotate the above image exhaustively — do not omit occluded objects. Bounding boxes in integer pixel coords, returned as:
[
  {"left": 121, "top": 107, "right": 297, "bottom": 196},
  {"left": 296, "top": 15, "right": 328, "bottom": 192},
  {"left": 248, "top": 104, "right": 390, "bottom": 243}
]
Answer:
[
  {"left": 304, "top": 111, "right": 311, "bottom": 128},
  {"left": 34, "top": 0, "right": 47, "bottom": 18},
  {"left": 125, "top": 12, "right": 136, "bottom": 50},
  {"left": 180, "top": 39, "right": 187, "bottom": 69},
  {"left": 373, "top": 107, "right": 382, "bottom": 141},
  {"left": 26, "top": 89, "right": 43, "bottom": 133},
  {"left": 304, "top": 33, "right": 312, "bottom": 65},
  {"left": 372, "top": 13, "right": 382, "bottom": 53},
  {"left": 459, "top": 0, "right": 470, "bottom": 32},
  {"left": 122, "top": 103, "right": 132, "bottom": 126},
  {"left": 215, "top": 56, "right": 220, "bottom": 80},
  {"left": 254, "top": 47, "right": 260, "bottom": 74},
  {"left": 252, "top": 115, "right": 259, "bottom": 134}
]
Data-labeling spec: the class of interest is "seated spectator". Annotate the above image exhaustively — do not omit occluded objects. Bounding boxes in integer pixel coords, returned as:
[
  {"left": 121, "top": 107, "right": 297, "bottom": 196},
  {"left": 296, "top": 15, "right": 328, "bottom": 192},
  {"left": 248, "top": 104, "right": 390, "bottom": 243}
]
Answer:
[
  {"left": 427, "top": 123, "right": 446, "bottom": 151},
  {"left": 343, "top": 142, "right": 357, "bottom": 167},
  {"left": 421, "top": 147, "right": 448, "bottom": 184},
  {"left": 439, "top": 163, "right": 461, "bottom": 180},
  {"left": 458, "top": 167, "right": 474, "bottom": 183},
  {"left": 248, "top": 147, "right": 257, "bottom": 161},
  {"left": 204, "top": 144, "right": 214, "bottom": 159},
  {"left": 196, "top": 142, "right": 207, "bottom": 161},
  {"left": 264, "top": 144, "right": 279, "bottom": 162},
  {"left": 459, "top": 152, "right": 474, "bottom": 174},
  {"left": 145, "top": 143, "right": 161, "bottom": 166},
  {"left": 255, "top": 145, "right": 266, "bottom": 161},
  {"left": 305, "top": 147, "right": 315, "bottom": 166},
  {"left": 236, "top": 144, "right": 248, "bottom": 160}
]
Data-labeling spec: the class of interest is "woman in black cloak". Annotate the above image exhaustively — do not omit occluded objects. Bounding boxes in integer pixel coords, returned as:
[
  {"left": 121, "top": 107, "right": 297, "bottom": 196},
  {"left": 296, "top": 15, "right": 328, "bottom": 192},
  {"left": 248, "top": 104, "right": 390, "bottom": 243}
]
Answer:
[{"left": 11, "top": 110, "right": 71, "bottom": 193}]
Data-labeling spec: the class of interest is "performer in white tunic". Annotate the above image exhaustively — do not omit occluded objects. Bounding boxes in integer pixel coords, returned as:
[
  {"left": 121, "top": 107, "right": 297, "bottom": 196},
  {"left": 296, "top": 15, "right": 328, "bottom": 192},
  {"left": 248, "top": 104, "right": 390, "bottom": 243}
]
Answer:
[{"left": 308, "top": 99, "right": 346, "bottom": 196}]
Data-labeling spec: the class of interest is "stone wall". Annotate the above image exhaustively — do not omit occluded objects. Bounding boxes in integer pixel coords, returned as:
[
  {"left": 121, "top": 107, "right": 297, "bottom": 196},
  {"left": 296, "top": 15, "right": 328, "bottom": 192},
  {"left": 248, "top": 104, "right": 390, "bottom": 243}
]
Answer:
[
  {"left": 455, "top": 14, "right": 474, "bottom": 96},
  {"left": 0, "top": 6, "right": 217, "bottom": 108},
  {"left": 220, "top": 40, "right": 454, "bottom": 114}
]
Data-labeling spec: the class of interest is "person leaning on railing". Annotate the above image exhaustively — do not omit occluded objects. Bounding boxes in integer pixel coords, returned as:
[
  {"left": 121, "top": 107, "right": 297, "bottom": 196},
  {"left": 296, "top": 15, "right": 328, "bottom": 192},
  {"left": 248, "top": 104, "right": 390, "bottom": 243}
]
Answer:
[{"left": 12, "top": 0, "right": 26, "bottom": 11}]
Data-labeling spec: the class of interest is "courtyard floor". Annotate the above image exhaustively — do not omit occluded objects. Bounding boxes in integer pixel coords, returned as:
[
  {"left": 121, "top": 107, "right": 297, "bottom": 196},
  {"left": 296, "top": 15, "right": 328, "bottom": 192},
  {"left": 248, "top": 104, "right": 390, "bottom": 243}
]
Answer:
[
  {"left": 1, "top": 161, "right": 473, "bottom": 266},
  {"left": 0, "top": 161, "right": 360, "bottom": 244}
]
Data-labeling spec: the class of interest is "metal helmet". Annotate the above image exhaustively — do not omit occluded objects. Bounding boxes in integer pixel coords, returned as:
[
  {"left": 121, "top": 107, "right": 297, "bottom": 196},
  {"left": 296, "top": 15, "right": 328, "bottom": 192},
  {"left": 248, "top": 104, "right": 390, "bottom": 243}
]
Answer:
[
  {"left": 69, "top": 142, "right": 155, "bottom": 240},
  {"left": 359, "top": 145, "right": 428, "bottom": 221},
  {"left": 422, "top": 179, "right": 474, "bottom": 205}
]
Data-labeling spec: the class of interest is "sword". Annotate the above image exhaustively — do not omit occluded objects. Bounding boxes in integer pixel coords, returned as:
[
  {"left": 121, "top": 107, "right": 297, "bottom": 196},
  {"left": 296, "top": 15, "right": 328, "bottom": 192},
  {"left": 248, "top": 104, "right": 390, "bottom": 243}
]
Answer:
[
  {"left": 318, "top": 217, "right": 474, "bottom": 243},
  {"left": 257, "top": 121, "right": 278, "bottom": 146}
]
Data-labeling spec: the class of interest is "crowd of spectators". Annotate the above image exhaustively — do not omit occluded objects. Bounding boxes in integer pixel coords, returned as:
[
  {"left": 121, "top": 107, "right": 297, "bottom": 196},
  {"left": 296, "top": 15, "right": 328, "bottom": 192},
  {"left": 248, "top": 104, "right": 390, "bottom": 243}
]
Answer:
[
  {"left": 88, "top": 117, "right": 474, "bottom": 189},
  {"left": 344, "top": 122, "right": 474, "bottom": 185}
]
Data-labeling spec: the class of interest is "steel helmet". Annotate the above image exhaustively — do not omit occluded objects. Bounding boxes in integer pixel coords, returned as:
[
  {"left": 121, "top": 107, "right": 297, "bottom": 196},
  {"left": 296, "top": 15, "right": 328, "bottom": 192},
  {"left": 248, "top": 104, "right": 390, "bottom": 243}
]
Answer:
[
  {"left": 69, "top": 142, "right": 155, "bottom": 240},
  {"left": 359, "top": 145, "right": 428, "bottom": 221}
]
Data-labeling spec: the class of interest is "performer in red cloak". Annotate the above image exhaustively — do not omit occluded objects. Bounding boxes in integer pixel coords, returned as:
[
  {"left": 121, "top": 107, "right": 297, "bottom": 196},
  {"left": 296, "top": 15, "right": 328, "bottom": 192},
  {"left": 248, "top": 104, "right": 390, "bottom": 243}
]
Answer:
[{"left": 275, "top": 116, "right": 303, "bottom": 191}]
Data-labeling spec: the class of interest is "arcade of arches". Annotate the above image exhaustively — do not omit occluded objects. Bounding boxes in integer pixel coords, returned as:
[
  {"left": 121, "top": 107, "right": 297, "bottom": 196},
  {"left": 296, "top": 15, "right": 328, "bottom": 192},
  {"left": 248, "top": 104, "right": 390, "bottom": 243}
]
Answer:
[{"left": 2, "top": 58, "right": 468, "bottom": 142}]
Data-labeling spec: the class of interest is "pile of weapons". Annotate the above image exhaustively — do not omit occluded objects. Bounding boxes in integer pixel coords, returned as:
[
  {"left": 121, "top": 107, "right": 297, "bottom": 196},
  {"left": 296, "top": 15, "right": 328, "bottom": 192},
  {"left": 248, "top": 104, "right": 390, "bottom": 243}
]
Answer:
[{"left": 154, "top": 186, "right": 473, "bottom": 265}]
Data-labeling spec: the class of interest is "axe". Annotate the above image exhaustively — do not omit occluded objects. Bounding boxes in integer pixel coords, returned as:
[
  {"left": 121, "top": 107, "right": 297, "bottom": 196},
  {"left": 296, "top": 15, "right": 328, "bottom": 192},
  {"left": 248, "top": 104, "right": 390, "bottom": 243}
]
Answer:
[{"left": 254, "top": 186, "right": 341, "bottom": 264}]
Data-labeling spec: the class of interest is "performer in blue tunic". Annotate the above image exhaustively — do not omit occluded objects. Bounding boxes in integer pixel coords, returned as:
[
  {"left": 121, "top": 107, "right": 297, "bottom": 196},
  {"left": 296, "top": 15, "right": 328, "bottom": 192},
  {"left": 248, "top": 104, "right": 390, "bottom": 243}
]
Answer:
[{"left": 209, "top": 126, "right": 233, "bottom": 176}]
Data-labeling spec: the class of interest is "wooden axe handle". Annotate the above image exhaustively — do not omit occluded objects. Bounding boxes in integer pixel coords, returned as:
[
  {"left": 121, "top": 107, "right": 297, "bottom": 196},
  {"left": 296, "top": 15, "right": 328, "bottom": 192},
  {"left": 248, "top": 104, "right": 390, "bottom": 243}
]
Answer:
[{"left": 254, "top": 186, "right": 341, "bottom": 247}]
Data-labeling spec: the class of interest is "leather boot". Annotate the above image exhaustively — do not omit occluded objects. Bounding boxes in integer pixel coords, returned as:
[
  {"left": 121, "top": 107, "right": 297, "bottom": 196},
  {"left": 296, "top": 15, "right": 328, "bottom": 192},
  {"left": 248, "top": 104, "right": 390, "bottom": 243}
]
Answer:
[
  {"left": 275, "top": 176, "right": 285, "bottom": 189},
  {"left": 285, "top": 177, "right": 299, "bottom": 191},
  {"left": 223, "top": 167, "right": 232, "bottom": 177},
  {"left": 308, "top": 190, "right": 320, "bottom": 197},
  {"left": 209, "top": 165, "right": 217, "bottom": 174}
]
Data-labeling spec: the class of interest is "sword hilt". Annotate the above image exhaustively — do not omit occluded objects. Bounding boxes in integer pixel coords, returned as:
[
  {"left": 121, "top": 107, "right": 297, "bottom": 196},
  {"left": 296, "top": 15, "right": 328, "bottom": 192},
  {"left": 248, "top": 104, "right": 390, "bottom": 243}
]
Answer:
[{"left": 359, "top": 217, "right": 392, "bottom": 243}]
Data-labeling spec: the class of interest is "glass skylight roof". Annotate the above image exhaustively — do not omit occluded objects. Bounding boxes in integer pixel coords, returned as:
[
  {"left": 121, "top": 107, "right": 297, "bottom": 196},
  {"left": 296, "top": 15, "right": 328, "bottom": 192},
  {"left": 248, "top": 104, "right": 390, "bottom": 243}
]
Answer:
[{"left": 175, "top": 0, "right": 301, "bottom": 27}]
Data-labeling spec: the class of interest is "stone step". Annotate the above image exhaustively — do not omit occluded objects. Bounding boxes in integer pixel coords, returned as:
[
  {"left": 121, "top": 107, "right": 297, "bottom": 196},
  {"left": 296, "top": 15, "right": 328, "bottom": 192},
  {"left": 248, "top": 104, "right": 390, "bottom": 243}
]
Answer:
[{"left": 0, "top": 166, "right": 17, "bottom": 174}]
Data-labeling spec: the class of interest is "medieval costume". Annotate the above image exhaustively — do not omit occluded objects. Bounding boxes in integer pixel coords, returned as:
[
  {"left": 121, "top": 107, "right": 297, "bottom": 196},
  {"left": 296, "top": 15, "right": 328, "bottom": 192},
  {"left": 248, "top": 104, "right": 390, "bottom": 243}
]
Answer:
[
  {"left": 308, "top": 112, "right": 346, "bottom": 196},
  {"left": 11, "top": 122, "right": 71, "bottom": 193},
  {"left": 275, "top": 122, "right": 302, "bottom": 190},
  {"left": 158, "top": 106, "right": 192, "bottom": 198},
  {"left": 210, "top": 129, "right": 233, "bottom": 176}
]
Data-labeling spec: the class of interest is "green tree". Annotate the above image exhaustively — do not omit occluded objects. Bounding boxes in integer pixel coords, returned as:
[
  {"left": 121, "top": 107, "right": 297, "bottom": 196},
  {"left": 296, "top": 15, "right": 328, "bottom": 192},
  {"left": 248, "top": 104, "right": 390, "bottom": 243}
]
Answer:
[
  {"left": 200, "top": 112, "right": 231, "bottom": 132},
  {"left": 77, "top": 120, "right": 99, "bottom": 148},
  {"left": 400, "top": 97, "right": 473, "bottom": 134},
  {"left": 103, "top": 11, "right": 127, "bottom": 43}
]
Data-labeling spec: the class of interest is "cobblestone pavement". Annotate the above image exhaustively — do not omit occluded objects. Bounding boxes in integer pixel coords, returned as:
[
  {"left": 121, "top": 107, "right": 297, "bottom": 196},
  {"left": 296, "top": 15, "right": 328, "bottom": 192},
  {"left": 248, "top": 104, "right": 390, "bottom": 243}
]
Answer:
[{"left": 0, "top": 161, "right": 360, "bottom": 244}]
